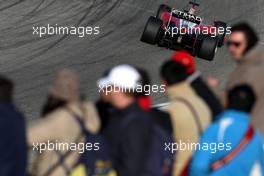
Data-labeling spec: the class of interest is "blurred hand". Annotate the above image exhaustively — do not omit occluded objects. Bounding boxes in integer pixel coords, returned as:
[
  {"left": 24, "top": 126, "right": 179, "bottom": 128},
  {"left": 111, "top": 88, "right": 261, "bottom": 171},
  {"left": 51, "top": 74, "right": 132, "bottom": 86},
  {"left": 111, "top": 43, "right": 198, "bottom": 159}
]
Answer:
[{"left": 206, "top": 76, "right": 220, "bottom": 88}]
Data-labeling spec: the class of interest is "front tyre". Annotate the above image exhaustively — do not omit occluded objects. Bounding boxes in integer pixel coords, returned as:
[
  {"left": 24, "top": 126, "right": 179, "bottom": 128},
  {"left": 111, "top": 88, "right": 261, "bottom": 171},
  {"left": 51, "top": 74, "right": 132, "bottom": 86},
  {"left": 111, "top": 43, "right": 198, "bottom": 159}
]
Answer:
[{"left": 141, "top": 16, "right": 163, "bottom": 45}]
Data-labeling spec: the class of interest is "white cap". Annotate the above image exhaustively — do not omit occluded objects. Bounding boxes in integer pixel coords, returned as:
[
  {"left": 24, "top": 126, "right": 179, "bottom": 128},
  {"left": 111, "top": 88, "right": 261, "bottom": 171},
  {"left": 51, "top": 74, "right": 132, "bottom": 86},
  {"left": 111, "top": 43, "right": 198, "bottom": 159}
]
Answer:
[{"left": 97, "top": 64, "right": 141, "bottom": 89}]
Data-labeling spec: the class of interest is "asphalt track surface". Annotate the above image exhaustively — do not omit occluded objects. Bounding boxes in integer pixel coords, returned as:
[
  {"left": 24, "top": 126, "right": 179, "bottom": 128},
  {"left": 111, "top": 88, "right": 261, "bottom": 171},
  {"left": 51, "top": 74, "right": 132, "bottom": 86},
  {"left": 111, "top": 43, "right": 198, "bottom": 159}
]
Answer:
[{"left": 0, "top": 0, "right": 263, "bottom": 119}]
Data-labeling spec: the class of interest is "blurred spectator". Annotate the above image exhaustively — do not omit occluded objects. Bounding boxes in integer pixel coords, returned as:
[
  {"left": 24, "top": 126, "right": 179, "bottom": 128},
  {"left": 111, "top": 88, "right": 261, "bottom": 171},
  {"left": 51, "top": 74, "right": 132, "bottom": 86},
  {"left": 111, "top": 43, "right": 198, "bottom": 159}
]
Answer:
[
  {"left": 190, "top": 85, "right": 264, "bottom": 176},
  {"left": 171, "top": 51, "right": 223, "bottom": 118},
  {"left": 136, "top": 67, "right": 173, "bottom": 135},
  {"left": 100, "top": 64, "right": 175, "bottom": 176},
  {"left": 27, "top": 69, "right": 100, "bottom": 176},
  {"left": 160, "top": 60, "right": 212, "bottom": 176},
  {"left": 100, "top": 64, "right": 153, "bottom": 176},
  {"left": 0, "top": 76, "right": 27, "bottom": 176},
  {"left": 209, "top": 22, "right": 264, "bottom": 134}
]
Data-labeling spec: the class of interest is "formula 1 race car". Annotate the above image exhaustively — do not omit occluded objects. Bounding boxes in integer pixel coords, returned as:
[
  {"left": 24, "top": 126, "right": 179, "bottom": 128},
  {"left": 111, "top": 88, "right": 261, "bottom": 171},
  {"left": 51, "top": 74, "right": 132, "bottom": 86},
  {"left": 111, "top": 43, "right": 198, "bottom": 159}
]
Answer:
[{"left": 140, "top": 1, "right": 229, "bottom": 61}]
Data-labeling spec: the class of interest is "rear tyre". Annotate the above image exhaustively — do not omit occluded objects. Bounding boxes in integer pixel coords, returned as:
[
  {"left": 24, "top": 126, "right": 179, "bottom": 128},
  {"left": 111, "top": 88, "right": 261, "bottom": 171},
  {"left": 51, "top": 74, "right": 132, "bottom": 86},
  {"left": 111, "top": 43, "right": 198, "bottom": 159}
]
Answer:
[
  {"left": 214, "top": 21, "right": 227, "bottom": 47},
  {"left": 156, "top": 4, "right": 171, "bottom": 19},
  {"left": 198, "top": 36, "right": 218, "bottom": 61},
  {"left": 141, "top": 16, "right": 163, "bottom": 45}
]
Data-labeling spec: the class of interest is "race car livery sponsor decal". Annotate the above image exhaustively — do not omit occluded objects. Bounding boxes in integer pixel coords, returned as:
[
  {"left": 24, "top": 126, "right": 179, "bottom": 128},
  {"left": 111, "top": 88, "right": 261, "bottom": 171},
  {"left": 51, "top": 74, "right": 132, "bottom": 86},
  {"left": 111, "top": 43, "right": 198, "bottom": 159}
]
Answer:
[{"left": 171, "top": 9, "right": 202, "bottom": 24}]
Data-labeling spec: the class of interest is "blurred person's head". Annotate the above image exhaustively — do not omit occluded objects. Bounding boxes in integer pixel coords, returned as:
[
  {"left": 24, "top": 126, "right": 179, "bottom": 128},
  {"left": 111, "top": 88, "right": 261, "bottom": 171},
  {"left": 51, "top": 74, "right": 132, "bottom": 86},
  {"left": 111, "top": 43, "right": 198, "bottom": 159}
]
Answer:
[
  {"left": 100, "top": 64, "right": 141, "bottom": 109},
  {"left": 171, "top": 51, "right": 196, "bottom": 75},
  {"left": 42, "top": 69, "right": 80, "bottom": 116},
  {"left": 227, "top": 23, "right": 259, "bottom": 61},
  {"left": 227, "top": 84, "right": 256, "bottom": 113},
  {"left": 0, "top": 76, "right": 13, "bottom": 102},
  {"left": 160, "top": 60, "right": 189, "bottom": 87}
]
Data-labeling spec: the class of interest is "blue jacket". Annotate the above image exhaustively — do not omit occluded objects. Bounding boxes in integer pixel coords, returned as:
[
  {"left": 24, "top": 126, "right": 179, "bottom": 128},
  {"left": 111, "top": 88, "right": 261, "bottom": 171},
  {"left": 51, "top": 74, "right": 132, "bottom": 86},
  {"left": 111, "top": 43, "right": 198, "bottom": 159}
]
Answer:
[
  {"left": 0, "top": 102, "right": 27, "bottom": 176},
  {"left": 190, "top": 110, "right": 264, "bottom": 176}
]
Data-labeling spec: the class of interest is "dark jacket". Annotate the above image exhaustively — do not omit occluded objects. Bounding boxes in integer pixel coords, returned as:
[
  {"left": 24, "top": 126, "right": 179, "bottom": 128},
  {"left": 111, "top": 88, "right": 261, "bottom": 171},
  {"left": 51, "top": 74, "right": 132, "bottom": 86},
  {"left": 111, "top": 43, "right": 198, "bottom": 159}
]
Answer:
[
  {"left": 0, "top": 102, "right": 27, "bottom": 176},
  {"left": 137, "top": 96, "right": 173, "bottom": 135},
  {"left": 150, "top": 108, "right": 173, "bottom": 135},
  {"left": 103, "top": 103, "right": 152, "bottom": 176},
  {"left": 189, "top": 72, "right": 223, "bottom": 119},
  {"left": 96, "top": 100, "right": 113, "bottom": 132}
]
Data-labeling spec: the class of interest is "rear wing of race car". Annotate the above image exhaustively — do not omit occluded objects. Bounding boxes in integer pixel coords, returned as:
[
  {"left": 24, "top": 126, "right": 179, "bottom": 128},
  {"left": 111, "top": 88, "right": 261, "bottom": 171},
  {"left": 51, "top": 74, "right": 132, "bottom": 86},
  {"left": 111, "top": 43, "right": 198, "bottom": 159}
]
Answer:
[{"left": 171, "top": 8, "right": 202, "bottom": 24}]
